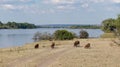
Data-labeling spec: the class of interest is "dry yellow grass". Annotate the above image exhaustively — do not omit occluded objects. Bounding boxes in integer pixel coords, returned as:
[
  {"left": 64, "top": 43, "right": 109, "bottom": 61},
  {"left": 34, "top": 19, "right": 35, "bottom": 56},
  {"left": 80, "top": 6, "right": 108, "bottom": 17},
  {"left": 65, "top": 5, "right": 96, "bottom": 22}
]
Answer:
[{"left": 0, "top": 38, "right": 120, "bottom": 67}]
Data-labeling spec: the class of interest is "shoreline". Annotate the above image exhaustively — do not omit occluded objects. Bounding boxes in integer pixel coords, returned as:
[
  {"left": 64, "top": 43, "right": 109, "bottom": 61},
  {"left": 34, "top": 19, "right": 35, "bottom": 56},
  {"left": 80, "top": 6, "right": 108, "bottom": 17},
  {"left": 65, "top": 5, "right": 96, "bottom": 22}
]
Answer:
[{"left": 0, "top": 38, "right": 116, "bottom": 49}]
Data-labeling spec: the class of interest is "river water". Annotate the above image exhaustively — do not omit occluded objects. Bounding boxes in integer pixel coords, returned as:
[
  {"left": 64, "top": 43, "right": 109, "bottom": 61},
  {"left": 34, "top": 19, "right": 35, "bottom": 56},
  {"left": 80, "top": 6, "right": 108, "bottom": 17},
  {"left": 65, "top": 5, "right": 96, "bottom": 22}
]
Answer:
[{"left": 0, "top": 28, "right": 104, "bottom": 48}]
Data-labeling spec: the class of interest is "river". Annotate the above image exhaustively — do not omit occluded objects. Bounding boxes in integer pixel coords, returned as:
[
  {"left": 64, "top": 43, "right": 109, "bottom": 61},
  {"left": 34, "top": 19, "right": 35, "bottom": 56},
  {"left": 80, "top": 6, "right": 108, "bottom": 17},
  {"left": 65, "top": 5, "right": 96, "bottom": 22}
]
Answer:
[{"left": 0, "top": 28, "right": 104, "bottom": 48}]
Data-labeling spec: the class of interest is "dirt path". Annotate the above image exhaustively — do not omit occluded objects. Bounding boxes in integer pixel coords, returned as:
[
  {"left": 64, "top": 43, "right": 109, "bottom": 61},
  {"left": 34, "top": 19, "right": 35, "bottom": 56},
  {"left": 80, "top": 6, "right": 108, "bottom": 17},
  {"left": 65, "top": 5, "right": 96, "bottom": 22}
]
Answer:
[
  {"left": 2, "top": 38, "right": 120, "bottom": 67},
  {"left": 37, "top": 48, "right": 70, "bottom": 67},
  {"left": 6, "top": 46, "right": 72, "bottom": 67}
]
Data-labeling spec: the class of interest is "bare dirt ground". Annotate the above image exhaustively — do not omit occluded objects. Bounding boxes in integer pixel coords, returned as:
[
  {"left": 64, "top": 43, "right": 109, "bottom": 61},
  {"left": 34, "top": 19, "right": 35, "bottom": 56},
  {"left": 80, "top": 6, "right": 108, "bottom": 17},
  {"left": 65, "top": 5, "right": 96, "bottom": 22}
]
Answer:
[{"left": 0, "top": 38, "right": 120, "bottom": 67}]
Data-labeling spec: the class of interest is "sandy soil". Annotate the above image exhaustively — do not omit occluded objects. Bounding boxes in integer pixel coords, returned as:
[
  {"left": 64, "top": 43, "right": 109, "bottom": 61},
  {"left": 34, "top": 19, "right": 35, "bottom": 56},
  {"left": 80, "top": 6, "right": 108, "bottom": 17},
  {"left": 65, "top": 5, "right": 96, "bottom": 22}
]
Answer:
[{"left": 0, "top": 38, "right": 120, "bottom": 67}]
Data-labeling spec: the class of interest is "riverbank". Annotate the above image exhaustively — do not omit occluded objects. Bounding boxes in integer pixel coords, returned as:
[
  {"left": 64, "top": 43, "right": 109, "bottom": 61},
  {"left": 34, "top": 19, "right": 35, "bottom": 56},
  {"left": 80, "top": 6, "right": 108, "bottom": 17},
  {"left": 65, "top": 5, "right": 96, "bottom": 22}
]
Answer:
[
  {"left": 0, "top": 38, "right": 120, "bottom": 67},
  {"left": 0, "top": 28, "right": 103, "bottom": 48}
]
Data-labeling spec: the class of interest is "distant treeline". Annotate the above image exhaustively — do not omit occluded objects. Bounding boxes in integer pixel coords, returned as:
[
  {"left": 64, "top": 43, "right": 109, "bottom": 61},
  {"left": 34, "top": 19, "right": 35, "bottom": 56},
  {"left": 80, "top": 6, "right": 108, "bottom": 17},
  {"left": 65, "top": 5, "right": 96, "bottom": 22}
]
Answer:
[
  {"left": 37, "top": 24, "right": 101, "bottom": 29},
  {"left": 0, "top": 21, "right": 101, "bottom": 29},
  {"left": 69, "top": 25, "right": 101, "bottom": 29},
  {"left": 36, "top": 24, "right": 69, "bottom": 28},
  {"left": 0, "top": 21, "right": 36, "bottom": 29}
]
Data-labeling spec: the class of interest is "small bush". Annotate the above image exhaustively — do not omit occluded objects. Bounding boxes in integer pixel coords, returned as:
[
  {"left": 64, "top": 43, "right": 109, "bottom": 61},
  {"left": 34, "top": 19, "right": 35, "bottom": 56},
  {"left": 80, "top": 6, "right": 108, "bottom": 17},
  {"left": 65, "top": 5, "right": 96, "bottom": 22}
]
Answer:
[
  {"left": 79, "top": 30, "right": 89, "bottom": 38},
  {"left": 53, "top": 30, "right": 76, "bottom": 40},
  {"left": 33, "top": 32, "right": 53, "bottom": 41}
]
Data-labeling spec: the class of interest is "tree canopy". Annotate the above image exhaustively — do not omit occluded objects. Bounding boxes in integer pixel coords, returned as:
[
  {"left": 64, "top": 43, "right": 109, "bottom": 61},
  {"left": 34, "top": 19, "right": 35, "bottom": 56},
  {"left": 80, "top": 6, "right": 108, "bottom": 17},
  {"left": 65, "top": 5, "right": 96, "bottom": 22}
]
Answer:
[
  {"left": 0, "top": 21, "right": 36, "bottom": 29},
  {"left": 116, "top": 15, "right": 120, "bottom": 34},
  {"left": 101, "top": 18, "right": 116, "bottom": 32},
  {"left": 101, "top": 14, "right": 120, "bottom": 36},
  {"left": 70, "top": 25, "right": 100, "bottom": 29},
  {"left": 53, "top": 30, "right": 76, "bottom": 40}
]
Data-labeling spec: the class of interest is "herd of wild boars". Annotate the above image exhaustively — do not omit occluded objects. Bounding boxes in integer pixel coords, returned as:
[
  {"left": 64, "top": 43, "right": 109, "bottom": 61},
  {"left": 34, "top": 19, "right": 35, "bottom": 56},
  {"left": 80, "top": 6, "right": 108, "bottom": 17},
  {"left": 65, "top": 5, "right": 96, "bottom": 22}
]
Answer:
[
  {"left": 34, "top": 40, "right": 91, "bottom": 49},
  {"left": 74, "top": 40, "right": 91, "bottom": 48}
]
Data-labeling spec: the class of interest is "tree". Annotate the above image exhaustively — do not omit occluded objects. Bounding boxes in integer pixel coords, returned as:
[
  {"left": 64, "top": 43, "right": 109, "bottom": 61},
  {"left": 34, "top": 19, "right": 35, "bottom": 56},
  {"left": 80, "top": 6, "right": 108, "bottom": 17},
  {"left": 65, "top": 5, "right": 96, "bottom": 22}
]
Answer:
[
  {"left": 79, "top": 30, "right": 89, "bottom": 38},
  {"left": 53, "top": 30, "right": 76, "bottom": 40},
  {"left": 0, "top": 21, "right": 3, "bottom": 26},
  {"left": 114, "top": 15, "right": 120, "bottom": 40},
  {"left": 0, "top": 21, "right": 3, "bottom": 29},
  {"left": 33, "top": 32, "right": 53, "bottom": 42},
  {"left": 101, "top": 18, "right": 116, "bottom": 33},
  {"left": 0, "top": 21, "right": 36, "bottom": 29},
  {"left": 116, "top": 15, "right": 120, "bottom": 34},
  {"left": 101, "top": 14, "right": 120, "bottom": 45}
]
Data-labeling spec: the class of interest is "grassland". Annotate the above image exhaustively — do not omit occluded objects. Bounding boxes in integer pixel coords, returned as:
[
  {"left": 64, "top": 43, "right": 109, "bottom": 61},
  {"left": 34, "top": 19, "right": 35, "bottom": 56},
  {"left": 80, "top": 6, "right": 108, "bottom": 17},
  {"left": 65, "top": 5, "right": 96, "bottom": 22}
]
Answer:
[{"left": 0, "top": 38, "right": 120, "bottom": 67}]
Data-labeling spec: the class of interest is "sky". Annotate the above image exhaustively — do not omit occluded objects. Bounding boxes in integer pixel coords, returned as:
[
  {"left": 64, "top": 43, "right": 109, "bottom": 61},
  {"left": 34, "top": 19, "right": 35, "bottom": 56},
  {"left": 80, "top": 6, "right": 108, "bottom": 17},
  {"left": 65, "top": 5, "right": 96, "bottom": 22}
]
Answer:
[{"left": 0, "top": 0, "right": 120, "bottom": 25}]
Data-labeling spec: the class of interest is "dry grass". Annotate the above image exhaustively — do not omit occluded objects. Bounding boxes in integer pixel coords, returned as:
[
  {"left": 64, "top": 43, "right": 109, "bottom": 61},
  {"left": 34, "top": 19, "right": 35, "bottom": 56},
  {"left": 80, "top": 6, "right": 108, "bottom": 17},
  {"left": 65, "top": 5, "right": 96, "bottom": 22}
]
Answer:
[
  {"left": 100, "top": 33, "right": 116, "bottom": 38},
  {"left": 0, "top": 38, "right": 120, "bottom": 67}
]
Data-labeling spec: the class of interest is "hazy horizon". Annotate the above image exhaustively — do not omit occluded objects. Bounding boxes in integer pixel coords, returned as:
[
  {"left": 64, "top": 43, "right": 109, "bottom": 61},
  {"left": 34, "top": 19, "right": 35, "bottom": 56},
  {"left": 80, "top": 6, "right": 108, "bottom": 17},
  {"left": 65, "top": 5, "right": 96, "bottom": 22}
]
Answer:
[
  {"left": 36, "top": 23, "right": 101, "bottom": 25},
  {"left": 0, "top": 0, "right": 120, "bottom": 25}
]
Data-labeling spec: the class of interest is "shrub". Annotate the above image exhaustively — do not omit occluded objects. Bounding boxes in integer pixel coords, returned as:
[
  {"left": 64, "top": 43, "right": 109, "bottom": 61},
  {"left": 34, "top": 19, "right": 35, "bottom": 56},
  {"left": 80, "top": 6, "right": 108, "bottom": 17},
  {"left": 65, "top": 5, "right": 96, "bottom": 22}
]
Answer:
[
  {"left": 79, "top": 30, "right": 89, "bottom": 38},
  {"left": 33, "top": 32, "right": 53, "bottom": 42},
  {"left": 53, "top": 30, "right": 76, "bottom": 40}
]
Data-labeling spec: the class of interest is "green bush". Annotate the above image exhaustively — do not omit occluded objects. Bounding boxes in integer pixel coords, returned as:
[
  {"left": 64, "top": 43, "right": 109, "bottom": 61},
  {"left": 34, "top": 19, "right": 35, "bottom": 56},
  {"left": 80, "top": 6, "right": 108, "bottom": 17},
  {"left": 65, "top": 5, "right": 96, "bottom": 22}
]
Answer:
[
  {"left": 79, "top": 30, "right": 89, "bottom": 38},
  {"left": 101, "top": 18, "right": 116, "bottom": 33},
  {"left": 53, "top": 30, "right": 76, "bottom": 40}
]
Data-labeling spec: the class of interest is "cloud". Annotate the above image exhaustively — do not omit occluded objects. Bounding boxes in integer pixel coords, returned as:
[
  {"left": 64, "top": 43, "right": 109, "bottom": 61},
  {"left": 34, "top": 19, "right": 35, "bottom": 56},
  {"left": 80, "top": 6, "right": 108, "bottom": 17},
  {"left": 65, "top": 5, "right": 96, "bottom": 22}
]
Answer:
[
  {"left": 0, "top": 4, "right": 15, "bottom": 10},
  {"left": 0, "top": 0, "right": 119, "bottom": 14},
  {"left": 56, "top": 5, "right": 75, "bottom": 10},
  {"left": 0, "top": 4, "right": 30, "bottom": 10},
  {"left": 19, "top": 0, "right": 32, "bottom": 2},
  {"left": 0, "top": 0, "right": 36, "bottom": 12},
  {"left": 0, "top": 0, "right": 35, "bottom": 5},
  {"left": 0, "top": 0, "right": 33, "bottom": 3},
  {"left": 81, "top": 3, "right": 89, "bottom": 8},
  {"left": 43, "top": 0, "right": 75, "bottom": 4},
  {"left": 57, "top": 5, "right": 66, "bottom": 9},
  {"left": 106, "top": 7, "right": 115, "bottom": 11},
  {"left": 111, "top": 0, "right": 120, "bottom": 3},
  {"left": 52, "top": 0, "right": 75, "bottom": 4},
  {"left": 89, "top": 0, "right": 105, "bottom": 3},
  {"left": 42, "top": 0, "right": 103, "bottom": 12},
  {"left": 0, "top": 0, "right": 55, "bottom": 14}
]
